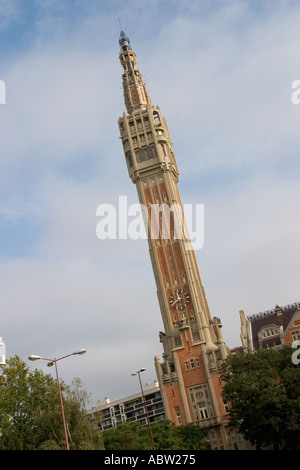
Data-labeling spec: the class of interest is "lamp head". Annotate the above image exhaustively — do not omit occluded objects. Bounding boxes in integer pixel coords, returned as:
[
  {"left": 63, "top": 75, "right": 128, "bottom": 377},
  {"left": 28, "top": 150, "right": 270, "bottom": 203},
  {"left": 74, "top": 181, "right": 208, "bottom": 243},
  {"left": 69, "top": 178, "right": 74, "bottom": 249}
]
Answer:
[
  {"left": 28, "top": 355, "right": 41, "bottom": 361},
  {"left": 132, "top": 368, "right": 146, "bottom": 376},
  {"left": 73, "top": 348, "right": 86, "bottom": 355}
]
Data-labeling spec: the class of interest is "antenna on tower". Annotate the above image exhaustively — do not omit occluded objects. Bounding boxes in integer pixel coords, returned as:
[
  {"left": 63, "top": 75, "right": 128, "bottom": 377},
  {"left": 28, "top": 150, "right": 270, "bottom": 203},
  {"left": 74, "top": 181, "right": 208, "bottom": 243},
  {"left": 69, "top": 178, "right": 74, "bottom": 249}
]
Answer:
[{"left": 118, "top": 16, "right": 122, "bottom": 31}]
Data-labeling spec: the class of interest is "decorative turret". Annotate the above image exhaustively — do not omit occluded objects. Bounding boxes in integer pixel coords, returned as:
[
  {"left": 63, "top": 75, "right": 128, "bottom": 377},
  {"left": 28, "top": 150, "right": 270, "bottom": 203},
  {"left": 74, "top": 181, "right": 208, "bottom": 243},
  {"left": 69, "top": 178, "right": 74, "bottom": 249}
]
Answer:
[{"left": 119, "top": 31, "right": 151, "bottom": 114}]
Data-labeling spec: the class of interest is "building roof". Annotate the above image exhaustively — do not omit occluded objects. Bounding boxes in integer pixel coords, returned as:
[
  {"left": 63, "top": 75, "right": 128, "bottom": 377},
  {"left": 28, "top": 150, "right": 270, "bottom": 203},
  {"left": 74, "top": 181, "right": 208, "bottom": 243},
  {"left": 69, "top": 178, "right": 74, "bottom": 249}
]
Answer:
[
  {"left": 247, "top": 302, "right": 300, "bottom": 351},
  {"left": 90, "top": 380, "right": 160, "bottom": 412}
]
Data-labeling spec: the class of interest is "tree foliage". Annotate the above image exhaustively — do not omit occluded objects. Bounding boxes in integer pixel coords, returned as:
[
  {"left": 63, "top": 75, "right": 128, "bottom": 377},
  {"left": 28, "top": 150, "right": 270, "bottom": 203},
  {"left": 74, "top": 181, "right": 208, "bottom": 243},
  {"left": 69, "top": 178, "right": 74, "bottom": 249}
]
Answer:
[
  {"left": 103, "top": 419, "right": 210, "bottom": 450},
  {"left": 0, "top": 356, "right": 103, "bottom": 450},
  {"left": 221, "top": 346, "right": 300, "bottom": 450}
]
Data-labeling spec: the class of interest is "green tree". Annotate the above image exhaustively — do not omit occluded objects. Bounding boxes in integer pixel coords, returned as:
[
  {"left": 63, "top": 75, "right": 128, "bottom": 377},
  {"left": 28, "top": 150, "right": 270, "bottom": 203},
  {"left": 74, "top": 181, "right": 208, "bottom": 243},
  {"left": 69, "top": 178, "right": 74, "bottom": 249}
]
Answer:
[
  {"left": 0, "top": 356, "right": 103, "bottom": 450},
  {"left": 0, "top": 356, "right": 59, "bottom": 449},
  {"left": 221, "top": 346, "right": 300, "bottom": 450},
  {"left": 103, "top": 419, "right": 209, "bottom": 450},
  {"left": 145, "top": 420, "right": 181, "bottom": 450},
  {"left": 177, "top": 423, "right": 210, "bottom": 450},
  {"left": 103, "top": 422, "right": 145, "bottom": 450}
]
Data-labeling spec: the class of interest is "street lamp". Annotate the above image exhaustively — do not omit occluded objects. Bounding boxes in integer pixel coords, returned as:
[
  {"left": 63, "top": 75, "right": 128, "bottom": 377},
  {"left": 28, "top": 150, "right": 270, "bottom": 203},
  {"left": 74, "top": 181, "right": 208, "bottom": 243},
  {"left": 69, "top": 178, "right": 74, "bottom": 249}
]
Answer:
[
  {"left": 28, "top": 348, "right": 86, "bottom": 450},
  {"left": 131, "top": 368, "right": 155, "bottom": 450}
]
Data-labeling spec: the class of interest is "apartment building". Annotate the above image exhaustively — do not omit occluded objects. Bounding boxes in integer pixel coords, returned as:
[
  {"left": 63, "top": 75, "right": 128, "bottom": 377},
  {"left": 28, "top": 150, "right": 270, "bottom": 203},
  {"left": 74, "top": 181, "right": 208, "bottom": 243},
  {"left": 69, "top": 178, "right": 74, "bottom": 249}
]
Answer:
[{"left": 87, "top": 381, "right": 165, "bottom": 431}]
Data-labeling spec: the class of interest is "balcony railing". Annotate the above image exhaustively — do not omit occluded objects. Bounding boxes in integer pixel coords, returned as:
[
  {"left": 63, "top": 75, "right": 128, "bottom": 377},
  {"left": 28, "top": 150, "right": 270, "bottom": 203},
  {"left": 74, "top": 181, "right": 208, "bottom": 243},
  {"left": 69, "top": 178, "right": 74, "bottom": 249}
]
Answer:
[{"left": 196, "top": 416, "right": 220, "bottom": 428}]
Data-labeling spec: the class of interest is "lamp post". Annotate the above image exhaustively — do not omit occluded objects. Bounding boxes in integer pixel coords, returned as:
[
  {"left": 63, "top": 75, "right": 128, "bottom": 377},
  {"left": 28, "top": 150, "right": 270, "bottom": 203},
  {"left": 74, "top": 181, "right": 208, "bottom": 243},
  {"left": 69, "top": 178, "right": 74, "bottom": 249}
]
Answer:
[
  {"left": 28, "top": 348, "right": 86, "bottom": 450},
  {"left": 131, "top": 368, "right": 155, "bottom": 450}
]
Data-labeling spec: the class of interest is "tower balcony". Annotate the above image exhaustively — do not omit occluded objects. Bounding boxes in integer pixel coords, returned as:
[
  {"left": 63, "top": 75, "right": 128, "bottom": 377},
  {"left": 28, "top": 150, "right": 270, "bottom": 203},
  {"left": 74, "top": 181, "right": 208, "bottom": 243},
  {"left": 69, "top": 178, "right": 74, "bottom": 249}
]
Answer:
[{"left": 195, "top": 416, "right": 221, "bottom": 428}]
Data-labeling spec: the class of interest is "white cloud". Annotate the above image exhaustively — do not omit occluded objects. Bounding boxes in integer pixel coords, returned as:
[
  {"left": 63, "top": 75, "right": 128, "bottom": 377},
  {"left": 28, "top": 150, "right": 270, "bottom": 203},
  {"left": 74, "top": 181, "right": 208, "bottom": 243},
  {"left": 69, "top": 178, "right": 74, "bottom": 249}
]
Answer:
[
  {"left": 193, "top": 174, "right": 300, "bottom": 347},
  {"left": 141, "top": 2, "right": 300, "bottom": 176},
  {"left": 1, "top": 1, "right": 300, "bottom": 405}
]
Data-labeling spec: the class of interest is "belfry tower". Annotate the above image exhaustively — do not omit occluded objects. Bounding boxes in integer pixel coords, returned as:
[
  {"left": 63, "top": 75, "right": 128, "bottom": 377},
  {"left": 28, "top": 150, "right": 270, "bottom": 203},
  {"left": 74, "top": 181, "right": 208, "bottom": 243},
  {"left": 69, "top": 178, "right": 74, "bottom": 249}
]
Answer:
[{"left": 118, "top": 32, "right": 234, "bottom": 449}]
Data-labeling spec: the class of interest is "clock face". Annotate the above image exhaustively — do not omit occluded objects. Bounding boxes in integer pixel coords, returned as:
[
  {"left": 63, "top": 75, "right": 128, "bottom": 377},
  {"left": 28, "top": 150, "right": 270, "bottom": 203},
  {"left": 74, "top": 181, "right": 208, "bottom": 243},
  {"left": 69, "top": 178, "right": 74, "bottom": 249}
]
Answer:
[{"left": 169, "top": 289, "right": 190, "bottom": 310}]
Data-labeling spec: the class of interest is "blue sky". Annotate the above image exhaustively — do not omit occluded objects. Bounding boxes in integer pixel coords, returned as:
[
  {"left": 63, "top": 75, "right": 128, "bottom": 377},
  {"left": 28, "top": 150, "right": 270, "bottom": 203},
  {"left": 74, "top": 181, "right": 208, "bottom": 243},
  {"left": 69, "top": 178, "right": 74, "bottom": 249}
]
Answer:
[{"left": 0, "top": 0, "right": 300, "bottom": 407}]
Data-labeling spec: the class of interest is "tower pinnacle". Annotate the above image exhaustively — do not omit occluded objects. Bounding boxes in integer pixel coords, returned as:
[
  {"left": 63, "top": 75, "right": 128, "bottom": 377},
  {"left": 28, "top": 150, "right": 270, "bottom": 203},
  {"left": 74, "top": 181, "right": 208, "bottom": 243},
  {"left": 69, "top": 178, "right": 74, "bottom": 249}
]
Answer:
[
  {"left": 119, "top": 31, "right": 151, "bottom": 114},
  {"left": 119, "top": 31, "right": 132, "bottom": 52}
]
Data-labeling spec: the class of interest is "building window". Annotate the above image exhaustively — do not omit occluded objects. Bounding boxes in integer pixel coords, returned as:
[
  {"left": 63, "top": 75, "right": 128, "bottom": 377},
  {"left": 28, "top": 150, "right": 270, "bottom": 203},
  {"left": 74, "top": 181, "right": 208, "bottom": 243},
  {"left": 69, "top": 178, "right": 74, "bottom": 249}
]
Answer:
[
  {"left": 135, "top": 145, "right": 157, "bottom": 162},
  {"left": 174, "top": 406, "right": 182, "bottom": 425},
  {"left": 223, "top": 401, "right": 230, "bottom": 413},
  {"left": 292, "top": 330, "right": 300, "bottom": 341},
  {"left": 198, "top": 402, "right": 208, "bottom": 420},
  {"left": 185, "top": 358, "right": 200, "bottom": 370},
  {"left": 126, "top": 152, "right": 133, "bottom": 168},
  {"left": 207, "top": 352, "right": 213, "bottom": 363},
  {"left": 260, "top": 325, "right": 280, "bottom": 339},
  {"left": 189, "top": 384, "right": 213, "bottom": 422}
]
